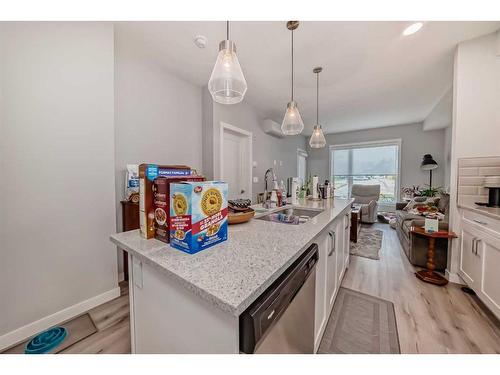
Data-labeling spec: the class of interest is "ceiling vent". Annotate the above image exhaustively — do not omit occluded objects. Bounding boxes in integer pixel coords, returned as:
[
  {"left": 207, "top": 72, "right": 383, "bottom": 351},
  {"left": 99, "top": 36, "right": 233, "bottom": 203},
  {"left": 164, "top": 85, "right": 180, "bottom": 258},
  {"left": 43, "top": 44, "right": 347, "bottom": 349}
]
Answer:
[{"left": 262, "top": 119, "right": 286, "bottom": 138}]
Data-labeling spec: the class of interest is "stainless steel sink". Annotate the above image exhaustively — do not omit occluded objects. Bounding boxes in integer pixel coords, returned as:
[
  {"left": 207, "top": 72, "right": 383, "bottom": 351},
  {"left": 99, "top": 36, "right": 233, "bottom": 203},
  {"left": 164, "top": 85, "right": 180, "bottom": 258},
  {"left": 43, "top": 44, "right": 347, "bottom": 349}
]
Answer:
[{"left": 255, "top": 207, "right": 323, "bottom": 224}]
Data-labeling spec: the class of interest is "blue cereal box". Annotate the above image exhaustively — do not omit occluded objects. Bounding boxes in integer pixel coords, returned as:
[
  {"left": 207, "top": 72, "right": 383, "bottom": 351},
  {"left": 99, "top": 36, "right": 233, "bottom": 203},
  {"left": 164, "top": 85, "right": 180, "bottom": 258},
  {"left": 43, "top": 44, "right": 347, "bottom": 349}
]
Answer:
[{"left": 169, "top": 181, "right": 228, "bottom": 254}]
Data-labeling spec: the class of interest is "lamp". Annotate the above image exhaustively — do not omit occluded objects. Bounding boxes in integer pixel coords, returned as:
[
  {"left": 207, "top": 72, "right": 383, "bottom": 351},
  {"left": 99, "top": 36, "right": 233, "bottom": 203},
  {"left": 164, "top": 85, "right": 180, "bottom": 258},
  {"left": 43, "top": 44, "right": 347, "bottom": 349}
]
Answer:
[
  {"left": 309, "top": 67, "right": 326, "bottom": 148},
  {"left": 208, "top": 21, "right": 247, "bottom": 105},
  {"left": 281, "top": 21, "right": 304, "bottom": 135},
  {"left": 421, "top": 154, "right": 438, "bottom": 188}
]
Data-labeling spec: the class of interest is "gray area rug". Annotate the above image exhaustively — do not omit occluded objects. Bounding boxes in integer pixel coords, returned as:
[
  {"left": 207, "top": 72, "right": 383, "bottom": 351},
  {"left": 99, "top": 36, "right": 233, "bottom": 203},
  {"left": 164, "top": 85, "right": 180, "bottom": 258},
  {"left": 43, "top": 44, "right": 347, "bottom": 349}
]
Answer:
[
  {"left": 318, "top": 288, "right": 400, "bottom": 354},
  {"left": 2, "top": 313, "right": 97, "bottom": 354},
  {"left": 350, "top": 225, "right": 383, "bottom": 260}
]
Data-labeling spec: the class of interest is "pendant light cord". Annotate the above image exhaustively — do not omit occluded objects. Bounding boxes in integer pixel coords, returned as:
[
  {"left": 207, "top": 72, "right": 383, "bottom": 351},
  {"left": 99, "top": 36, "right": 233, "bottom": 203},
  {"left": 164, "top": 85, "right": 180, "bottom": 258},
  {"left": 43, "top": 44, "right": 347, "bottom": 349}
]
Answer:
[
  {"left": 291, "top": 29, "right": 294, "bottom": 101},
  {"left": 316, "top": 71, "right": 319, "bottom": 125},
  {"left": 226, "top": 21, "right": 229, "bottom": 40}
]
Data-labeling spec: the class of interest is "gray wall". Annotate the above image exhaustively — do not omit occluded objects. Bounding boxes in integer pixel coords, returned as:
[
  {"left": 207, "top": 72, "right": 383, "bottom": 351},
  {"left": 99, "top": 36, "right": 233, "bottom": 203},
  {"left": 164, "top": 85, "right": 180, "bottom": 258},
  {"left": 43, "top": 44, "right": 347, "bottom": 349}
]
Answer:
[
  {"left": 203, "top": 87, "right": 307, "bottom": 203},
  {"left": 307, "top": 122, "right": 446, "bottom": 193},
  {"left": 0, "top": 23, "right": 118, "bottom": 337},
  {"left": 114, "top": 38, "right": 203, "bottom": 230}
]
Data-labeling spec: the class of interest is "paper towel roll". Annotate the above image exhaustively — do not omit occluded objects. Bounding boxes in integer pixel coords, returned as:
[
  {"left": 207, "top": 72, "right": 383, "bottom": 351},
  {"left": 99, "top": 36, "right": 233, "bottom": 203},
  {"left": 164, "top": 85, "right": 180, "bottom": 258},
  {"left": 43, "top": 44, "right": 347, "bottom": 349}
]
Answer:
[{"left": 312, "top": 176, "right": 319, "bottom": 199}]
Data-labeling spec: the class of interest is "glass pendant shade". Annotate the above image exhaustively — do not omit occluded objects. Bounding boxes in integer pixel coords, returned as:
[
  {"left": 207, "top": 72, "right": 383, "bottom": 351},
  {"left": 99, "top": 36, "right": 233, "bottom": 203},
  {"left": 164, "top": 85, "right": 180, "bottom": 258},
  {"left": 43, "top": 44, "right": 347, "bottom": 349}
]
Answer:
[
  {"left": 208, "top": 40, "right": 247, "bottom": 105},
  {"left": 281, "top": 101, "right": 304, "bottom": 135},
  {"left": 309, "top": 125, "right": 326, "bottom": 148}
]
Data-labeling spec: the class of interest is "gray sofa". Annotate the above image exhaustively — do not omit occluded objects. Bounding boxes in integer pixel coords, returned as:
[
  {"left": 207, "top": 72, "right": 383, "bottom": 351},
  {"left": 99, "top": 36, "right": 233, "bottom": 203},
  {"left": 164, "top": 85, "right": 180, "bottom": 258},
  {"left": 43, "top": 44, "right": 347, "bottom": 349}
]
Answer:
[
  {"left": 351, "top": 184, "right": 380, "bottom": 223},
  {"left": 395, "top": 200, "right": 449, "bottom": 271}
]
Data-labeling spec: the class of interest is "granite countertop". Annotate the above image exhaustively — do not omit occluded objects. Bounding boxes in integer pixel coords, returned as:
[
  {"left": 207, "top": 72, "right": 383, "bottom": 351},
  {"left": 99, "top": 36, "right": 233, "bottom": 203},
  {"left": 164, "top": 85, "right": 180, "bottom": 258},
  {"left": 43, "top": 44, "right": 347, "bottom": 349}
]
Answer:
[{"left": 110, "top": 198, "right": 353, "bottom": 316}]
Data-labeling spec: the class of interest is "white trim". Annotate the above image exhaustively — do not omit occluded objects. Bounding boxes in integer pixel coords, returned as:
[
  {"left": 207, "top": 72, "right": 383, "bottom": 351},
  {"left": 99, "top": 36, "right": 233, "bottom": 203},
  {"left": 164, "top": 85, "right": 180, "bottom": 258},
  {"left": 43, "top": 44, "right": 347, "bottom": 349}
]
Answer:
[
  {"left": 219, "top": 121, "right": 253, "bottom": 200},
  {"left": 329, "top": 138, "right": 402, "bottom": 203},
  {"left": 0, "top": 286, "right": 120, "bottom": 351},
  {"left": 297, "top": 148, "right": 308, "bottom": 184},
  {"left": 446, "top": 269, "right": 464, "bottom": 284}
]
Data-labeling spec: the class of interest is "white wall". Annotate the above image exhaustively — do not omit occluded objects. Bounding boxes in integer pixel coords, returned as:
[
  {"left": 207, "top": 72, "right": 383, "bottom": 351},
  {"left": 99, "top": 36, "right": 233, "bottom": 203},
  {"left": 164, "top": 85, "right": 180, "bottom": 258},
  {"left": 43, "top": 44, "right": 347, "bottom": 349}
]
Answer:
[
  {"left": 114, "top": 29, "right": 203, "bottom": 275},
  {"left": 0, "top": 22, "right": 118, "bottom": 344},
  {"left": 307, "top": 122, "right": 446, "bottom": 191},
  {"left": 202, "top": 87, "right": 307, "bottom": 202},
  {"left": 447, "top": 30, "right": 500, "bottom": 281}
]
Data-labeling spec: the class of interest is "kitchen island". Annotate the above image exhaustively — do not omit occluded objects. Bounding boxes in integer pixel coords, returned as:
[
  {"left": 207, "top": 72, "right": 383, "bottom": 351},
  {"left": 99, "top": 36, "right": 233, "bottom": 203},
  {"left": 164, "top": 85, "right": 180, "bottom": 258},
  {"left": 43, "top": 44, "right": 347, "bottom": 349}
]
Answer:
[{"left": 111, "top": 198, "right": 353, "bottom": 353}]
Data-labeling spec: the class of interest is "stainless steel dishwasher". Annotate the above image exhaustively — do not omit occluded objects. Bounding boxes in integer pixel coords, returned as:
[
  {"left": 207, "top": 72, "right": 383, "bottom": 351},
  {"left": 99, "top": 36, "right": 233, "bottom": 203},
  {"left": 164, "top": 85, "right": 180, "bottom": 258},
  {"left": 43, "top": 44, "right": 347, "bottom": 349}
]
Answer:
[{"left": 239, "top": 244, "right": 318, "bottom": 354}]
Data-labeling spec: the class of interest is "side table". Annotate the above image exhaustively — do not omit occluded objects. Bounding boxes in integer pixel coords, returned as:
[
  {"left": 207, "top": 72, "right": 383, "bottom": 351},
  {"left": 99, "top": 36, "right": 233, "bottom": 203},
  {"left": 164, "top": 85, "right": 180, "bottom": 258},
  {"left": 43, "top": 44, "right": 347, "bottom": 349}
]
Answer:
[{"left": 410, "top": 226, "right": 457, "bottom": 286}]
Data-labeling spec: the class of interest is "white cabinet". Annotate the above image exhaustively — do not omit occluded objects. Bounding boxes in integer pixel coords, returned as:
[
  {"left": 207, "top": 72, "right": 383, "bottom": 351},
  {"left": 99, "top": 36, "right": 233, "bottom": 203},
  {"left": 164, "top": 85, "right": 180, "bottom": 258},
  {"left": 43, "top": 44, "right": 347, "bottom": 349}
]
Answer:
[
  {"left": 476, "top": 230, "right": 500, "bottom": 316},
  {"left": 459, "top": 214, "right": 500, "bottom": 319},
  {"left": 326, "top": 222, "right": 339, "bottom": 313},
  {"left": 459, "top": 221, "right": 482, "bottom": 286},
  {"left": 342, "top": 211, "right": 350, "bottom": 270},
  {"left": 314, "top": 206, "right": 351, "bottom": 352},
  {"left": 314, "top": 230, "right": 329, "bottom": 348}
]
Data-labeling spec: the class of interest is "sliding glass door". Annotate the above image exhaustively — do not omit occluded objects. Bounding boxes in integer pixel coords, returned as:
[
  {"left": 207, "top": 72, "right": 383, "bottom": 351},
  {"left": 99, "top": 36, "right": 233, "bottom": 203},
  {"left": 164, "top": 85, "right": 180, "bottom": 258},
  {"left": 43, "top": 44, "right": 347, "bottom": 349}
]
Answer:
[{"left": 330, "top": 140, "right": 401, "bottom": 207}]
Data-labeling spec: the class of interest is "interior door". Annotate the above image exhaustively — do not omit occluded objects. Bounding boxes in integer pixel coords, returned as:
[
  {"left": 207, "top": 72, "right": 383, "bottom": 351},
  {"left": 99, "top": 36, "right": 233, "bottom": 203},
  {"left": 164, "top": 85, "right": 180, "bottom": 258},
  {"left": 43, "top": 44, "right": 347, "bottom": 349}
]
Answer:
[
  {"left": 297, "top": 151, "right": 307, "bottom": 187},
  {"left": 222, "top": 128, "right": 250, "bottom": 201}
]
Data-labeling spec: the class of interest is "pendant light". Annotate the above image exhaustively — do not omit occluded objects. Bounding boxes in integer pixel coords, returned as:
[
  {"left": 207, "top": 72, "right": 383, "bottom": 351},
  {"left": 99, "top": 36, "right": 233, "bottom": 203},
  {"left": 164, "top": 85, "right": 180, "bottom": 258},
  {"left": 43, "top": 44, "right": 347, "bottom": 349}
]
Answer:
[
  {"left": 208, "top": 21, "right": 247, "bottom": 105},
  {"left": 309, "top": 67, "right": 327, "bottom": 148},
  {"left": 281, "top": 21, "right": 304, "bottom": 135}
]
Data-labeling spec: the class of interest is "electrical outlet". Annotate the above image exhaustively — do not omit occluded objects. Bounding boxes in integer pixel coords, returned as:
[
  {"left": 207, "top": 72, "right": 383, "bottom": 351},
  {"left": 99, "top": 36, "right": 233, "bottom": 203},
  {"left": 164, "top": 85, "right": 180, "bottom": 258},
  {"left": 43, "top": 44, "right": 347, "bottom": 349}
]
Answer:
[
  {"left": 279, "top": 160, "right": 283, "bottom": 166},
  {"left": 253, "top": 176, "right": 259, "bottom": 183},
  {"left": 252, "top": 161, "right": 257, "bottom": 168}
]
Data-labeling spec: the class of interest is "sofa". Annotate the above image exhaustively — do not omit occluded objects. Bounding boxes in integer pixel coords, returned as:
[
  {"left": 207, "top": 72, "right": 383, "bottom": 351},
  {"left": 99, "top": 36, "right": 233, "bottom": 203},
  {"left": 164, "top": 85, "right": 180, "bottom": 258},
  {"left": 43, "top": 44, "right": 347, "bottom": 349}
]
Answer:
[
  {"left": 351, "top": 184, "right": 380, "bottom": 223},
  {"left": 395, "top": 195, "right": 449, "bottom": 271}
]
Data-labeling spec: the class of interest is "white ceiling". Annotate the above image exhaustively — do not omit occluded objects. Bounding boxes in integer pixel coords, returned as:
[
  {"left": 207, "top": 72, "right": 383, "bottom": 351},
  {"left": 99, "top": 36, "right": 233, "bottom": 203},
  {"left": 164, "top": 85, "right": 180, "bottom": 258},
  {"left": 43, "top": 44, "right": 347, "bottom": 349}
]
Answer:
[{"left": 115, "top": 21, "right": 500, "bottom": 135}]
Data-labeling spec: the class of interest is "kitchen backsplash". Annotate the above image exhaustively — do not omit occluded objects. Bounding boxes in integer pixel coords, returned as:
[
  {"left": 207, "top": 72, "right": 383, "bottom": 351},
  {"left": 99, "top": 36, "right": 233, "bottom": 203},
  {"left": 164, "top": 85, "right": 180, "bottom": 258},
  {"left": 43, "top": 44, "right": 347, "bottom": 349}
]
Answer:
[{"left": 457, "top": 156, "right": 500, "bottom": 207}]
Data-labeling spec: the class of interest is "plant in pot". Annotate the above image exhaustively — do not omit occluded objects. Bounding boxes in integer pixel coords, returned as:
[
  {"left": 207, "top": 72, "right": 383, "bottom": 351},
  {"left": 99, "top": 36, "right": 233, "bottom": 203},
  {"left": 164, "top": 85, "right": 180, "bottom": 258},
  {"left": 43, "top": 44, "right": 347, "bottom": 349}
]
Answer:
[{"left": 420, "top": 185, "right": 442, "bottom": 197}]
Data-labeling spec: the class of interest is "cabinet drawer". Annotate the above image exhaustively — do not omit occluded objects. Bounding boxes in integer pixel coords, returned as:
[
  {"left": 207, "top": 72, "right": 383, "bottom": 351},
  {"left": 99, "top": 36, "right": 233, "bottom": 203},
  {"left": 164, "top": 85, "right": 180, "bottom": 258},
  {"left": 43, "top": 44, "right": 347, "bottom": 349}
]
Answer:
[{"left": 462, "top": 210, "right": 500, "bottom": 235}]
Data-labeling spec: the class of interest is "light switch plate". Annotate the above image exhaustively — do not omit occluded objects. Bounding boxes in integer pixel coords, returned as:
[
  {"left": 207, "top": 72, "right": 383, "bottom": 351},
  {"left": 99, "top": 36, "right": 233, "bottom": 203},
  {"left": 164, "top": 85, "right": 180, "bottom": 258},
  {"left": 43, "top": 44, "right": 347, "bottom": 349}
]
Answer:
[
  {"left": 253, "top": 176, "right": 259, "bottom": 183},
  {"left": 252, "top": 161, "right": 257, "bottom": 168}
]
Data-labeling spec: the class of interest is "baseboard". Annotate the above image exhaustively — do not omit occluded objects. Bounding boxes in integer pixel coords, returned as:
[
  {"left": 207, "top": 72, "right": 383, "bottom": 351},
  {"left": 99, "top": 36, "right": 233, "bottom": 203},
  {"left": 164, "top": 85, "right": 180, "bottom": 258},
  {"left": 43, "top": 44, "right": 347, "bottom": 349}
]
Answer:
[
  {"left": 445, "top": 269, "right": 464, "bottom": 284},
  {"left": 118, "top": 272, "right": 125, "bottom": 282},
  {"left": 0, "top": 286, "right": 120, "bottom": 351}
]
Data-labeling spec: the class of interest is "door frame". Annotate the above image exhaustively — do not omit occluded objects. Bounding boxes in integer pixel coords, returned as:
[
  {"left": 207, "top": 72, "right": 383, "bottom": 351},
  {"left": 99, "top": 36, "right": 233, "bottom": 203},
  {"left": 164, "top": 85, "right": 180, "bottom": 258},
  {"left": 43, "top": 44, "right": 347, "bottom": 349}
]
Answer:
[
  {"left": 297, "top": 148, "right": 308, "bottom": 185},
  {"left": 219, "top": 122, "right": 253, "bottom": 200}
]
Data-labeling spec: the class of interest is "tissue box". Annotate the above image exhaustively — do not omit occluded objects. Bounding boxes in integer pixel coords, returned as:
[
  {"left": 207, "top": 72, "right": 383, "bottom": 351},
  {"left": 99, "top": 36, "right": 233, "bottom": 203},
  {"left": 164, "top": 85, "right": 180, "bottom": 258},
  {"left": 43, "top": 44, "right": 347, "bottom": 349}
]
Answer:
[{"left": 169, "top": 181, "right": 228, "bottom": 254}]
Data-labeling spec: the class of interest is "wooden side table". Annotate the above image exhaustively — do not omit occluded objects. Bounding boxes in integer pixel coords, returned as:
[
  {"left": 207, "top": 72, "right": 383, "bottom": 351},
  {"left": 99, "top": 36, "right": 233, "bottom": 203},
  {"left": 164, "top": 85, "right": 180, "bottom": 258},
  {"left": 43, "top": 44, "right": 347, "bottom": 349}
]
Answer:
[
  {"left": 410, "top": 226, "right": 457, "bottom": 286},
  {"left": 350, "top": 207, "right": 362, "bottom": 242}
]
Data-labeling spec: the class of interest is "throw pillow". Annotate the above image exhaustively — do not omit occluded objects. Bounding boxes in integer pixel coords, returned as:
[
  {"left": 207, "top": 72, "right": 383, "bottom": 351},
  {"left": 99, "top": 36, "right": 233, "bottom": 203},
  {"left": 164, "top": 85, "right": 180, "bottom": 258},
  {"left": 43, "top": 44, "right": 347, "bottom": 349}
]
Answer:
[{"left": 437, "top": 192, "right": 450, "bottom": 214}]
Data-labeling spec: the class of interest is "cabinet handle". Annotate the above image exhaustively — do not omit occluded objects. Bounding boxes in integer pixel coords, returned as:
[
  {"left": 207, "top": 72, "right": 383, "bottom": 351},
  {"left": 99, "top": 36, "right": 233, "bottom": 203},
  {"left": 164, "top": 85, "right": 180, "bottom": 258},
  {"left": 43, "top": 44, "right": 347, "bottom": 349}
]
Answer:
[
  {"left": 475, "top": 239, "right": 481, "bottom": 257},
  {"left": 345, "top": 213, "right": 350, "bottom": 230},
  {"left": 472, "top": 238, "right": 477, "bottom": 254},
  {"left": 328, "top": 231, "right": 336, "bottom": 257},
  {"left": 473, "top": 219, "right": 488, "bottom": 226}
]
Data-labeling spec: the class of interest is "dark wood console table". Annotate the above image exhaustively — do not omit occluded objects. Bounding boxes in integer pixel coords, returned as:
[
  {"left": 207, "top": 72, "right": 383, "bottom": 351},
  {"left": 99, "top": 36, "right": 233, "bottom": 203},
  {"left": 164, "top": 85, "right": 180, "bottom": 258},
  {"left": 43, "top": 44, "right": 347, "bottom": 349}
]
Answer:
[{"left": 411, "top": 226, "right": 457, "bottom": 286}]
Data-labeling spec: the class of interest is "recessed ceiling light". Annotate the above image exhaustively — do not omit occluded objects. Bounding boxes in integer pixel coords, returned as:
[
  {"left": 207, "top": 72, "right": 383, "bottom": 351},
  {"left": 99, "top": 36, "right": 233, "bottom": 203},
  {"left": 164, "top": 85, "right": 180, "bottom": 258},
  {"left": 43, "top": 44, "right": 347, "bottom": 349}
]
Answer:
[{"left": 403, "top": 22, "right": 423, "bottom": 36}]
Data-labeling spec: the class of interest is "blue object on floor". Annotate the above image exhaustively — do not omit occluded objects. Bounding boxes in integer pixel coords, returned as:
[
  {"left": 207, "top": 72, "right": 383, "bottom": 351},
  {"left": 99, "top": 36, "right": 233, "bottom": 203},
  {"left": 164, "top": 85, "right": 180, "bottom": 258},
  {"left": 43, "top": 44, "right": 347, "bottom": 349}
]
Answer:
[{"left": 24, "top": 327, "right": 67, "bottom": 354}]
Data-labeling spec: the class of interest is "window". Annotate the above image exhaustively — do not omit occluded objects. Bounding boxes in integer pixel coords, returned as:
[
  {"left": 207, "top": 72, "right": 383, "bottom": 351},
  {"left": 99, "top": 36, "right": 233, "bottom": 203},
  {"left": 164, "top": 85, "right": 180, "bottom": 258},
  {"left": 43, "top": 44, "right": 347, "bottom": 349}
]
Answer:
[{"left": 330, "top": 140, "right": 401, "bottom": 205}]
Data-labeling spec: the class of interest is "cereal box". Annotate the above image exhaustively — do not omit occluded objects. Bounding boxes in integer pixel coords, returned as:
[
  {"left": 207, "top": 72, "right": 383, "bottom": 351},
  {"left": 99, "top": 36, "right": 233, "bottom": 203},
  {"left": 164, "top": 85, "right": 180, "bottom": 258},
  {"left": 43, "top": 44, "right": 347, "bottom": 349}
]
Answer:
[
  {"left": 153, "top": 175, "right": 205, "bottom": 243},
  {"left": 169, "top": 181, "right": 228, "bottom": 254}
]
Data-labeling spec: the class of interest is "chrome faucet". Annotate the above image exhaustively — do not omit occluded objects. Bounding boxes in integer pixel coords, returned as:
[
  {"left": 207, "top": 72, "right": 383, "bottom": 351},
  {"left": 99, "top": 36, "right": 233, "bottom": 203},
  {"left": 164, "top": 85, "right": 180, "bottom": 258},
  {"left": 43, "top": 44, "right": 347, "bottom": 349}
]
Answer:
[{"left": 263, "top": 168, "right": 277, "bottom": 208}]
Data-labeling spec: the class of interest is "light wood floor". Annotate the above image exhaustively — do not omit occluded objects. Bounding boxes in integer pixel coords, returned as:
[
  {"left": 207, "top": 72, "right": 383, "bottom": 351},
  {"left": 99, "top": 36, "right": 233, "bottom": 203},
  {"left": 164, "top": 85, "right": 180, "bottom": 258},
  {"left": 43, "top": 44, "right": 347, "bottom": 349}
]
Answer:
[
  {"left": 29, "top": 223, "right": 499, "bottom": 354},
  {"left": 342, "top": 223, "right": 500, "bottom": 354},
  {"left": 59, "top": 282, "right": 131, "bottom": 354}
]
